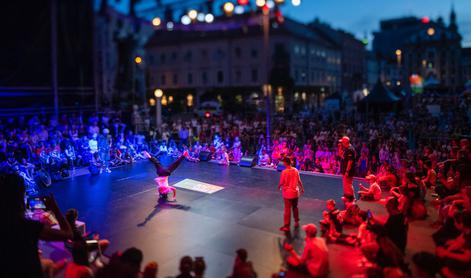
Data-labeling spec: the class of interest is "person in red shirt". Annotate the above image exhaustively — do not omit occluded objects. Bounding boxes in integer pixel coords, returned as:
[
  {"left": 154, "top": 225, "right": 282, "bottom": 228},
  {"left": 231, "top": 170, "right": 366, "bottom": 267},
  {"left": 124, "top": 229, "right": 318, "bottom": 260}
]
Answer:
[{"left": 278, "top": 157, "right": 304, "bottom": 232}]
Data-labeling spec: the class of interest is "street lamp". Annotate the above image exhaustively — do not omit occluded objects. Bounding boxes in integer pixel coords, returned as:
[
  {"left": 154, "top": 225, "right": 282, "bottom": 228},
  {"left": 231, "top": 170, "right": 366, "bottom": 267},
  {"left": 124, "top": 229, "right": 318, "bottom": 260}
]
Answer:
[{"left": 154, "top": 89, "right": 163, "bottom": 133}]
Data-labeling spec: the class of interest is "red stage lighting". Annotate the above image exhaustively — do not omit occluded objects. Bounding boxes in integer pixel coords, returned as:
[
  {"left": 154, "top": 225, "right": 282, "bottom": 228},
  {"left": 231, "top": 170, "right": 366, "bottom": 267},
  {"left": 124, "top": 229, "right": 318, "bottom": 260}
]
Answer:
[
  {"left": 421, "top": 16, "right": 430, "bottom": 24},
  {"left": 238, "top": 0, "right": 250, "bottom": 5}
]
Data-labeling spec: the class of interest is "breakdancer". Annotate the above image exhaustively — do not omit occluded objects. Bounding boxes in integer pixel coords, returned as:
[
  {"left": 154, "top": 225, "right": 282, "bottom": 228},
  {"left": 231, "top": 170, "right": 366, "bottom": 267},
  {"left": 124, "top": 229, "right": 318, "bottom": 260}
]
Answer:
[{"left": 143, "top": 150, "right": 188, "bottom": 202}]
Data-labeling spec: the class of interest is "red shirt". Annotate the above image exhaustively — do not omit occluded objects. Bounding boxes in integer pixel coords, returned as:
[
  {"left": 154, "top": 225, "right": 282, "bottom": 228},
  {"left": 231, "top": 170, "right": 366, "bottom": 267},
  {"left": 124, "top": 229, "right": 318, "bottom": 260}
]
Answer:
[
  {"left": 280, "top": 167, "right": 302, "bottom": 199},
  {"left": 65, "top": 262, "right": 93, "bottom": 278}
]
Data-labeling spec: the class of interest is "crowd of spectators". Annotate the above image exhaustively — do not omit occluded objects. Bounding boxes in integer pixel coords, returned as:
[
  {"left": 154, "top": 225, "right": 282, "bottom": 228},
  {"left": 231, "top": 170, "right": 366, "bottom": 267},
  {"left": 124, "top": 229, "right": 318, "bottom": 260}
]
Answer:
[{"left": 1, "top": 90, "right": 471, "bottom": 277}]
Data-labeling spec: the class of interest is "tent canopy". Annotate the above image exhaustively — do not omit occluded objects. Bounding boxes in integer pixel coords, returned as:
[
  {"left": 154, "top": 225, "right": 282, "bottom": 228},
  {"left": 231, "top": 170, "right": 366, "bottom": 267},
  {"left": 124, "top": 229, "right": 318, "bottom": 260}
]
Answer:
[{"left": 362, "top": 79, "right": 400, "bottom": 103}]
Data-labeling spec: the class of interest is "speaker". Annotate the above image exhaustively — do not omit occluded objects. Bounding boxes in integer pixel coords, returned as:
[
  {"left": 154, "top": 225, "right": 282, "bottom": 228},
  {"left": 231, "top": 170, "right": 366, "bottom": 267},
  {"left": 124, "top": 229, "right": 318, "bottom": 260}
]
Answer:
[
  {"left": 239, "top": 156, "right": 256, "bottom": 167},
  {"left": 199, "top": 151, "right": 211, "bottom": 161},
  {"left": 277, "top": 161, "right": 286, "bottom": 172}
]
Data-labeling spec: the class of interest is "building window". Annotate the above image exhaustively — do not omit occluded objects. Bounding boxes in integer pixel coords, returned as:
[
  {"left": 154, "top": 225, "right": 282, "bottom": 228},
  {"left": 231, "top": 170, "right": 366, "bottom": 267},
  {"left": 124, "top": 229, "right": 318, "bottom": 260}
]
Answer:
[
  {"left": 160, "top": 54, "right": 166, "bottom": 64},
  {"left": 202, "top": 71, "right": 208, "bottom": 84},
  {"left": 184, "top": 51, "right": 192, "bottom": 63},
  {"left": 188, "top": 73, "right": 193, "bottom": 84},
  {"left": 251, "top": 49, "right": 258, "bottom": 58},
  {"left": 171, "top": 52, "right": 177, "bottom": 61},
  {"left": 161, "top": 74, "right": 166, "bottom": 85},
  {"left": 251, "top": 69, "right": 258, "bottom": 82},
  {"left": 173, "top": 73, "right": 178, "bottom": 85},
  {"left": 201, "top": 49, "right": 208, "bottom": 58},
  {"left": 235, "top": 70, "right": 242, "bottom": 83},
  {"left": 235, "top": 47, "right": 241, "bottom": 58},
  {"left": 215, "top": 49, "right": 225, "bottom": 59},
  {"left": 217, "top": 70, "right": 224, "bottom": 83}
]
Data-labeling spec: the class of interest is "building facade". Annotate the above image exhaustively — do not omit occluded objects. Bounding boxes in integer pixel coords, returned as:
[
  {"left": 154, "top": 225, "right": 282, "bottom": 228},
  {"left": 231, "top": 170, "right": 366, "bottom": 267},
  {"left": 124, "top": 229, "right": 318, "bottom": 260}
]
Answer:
[
  {"left": 145, "top": 14, "right": 341, "bottom": 114},
  {"left": 373, "top": 8, "right": 463, "bottom": 92},
  {"left": 309, "top": 19, "right": 367, "bottom": 93},
  {"left": 462, "top": 47, "right": 471, "bottom": 85}
]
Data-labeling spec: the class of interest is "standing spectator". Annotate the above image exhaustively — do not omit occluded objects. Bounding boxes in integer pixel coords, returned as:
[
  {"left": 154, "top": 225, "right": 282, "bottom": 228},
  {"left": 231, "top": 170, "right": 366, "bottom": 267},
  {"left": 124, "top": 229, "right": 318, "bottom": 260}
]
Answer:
[
  {"left": 1, "top": 174, "right": 72, "bottom": 278},
  {"left": 339, "top": 136, "right": 356, "bottom": 203},
  {"left": 278, "top": 157, "right": 304, "bottom": 232},
  {"left": 179, "top": 126, "right": 189, "bottom": 147}
]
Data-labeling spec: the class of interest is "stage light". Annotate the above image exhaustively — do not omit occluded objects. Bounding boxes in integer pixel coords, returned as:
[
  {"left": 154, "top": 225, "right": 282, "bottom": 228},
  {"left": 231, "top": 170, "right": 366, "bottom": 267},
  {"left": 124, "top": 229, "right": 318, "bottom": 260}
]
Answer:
[
  {"left": 181, "top": 15, "right": 191, "bottom": 25},
  {"left": 152, "top": 17, "right": 161, "bottom": 27},
  {"left": 168, "top": 95, "right": 174, "bottom": 103},
  {"left": 266, "top": 0, "right": 275, "bottom": 8},
  {"left": 166, "top": 21, "right": 174, "bottom": 30},
  {"left": 421, "top": 16, "right": 430, "bottom": 24},
  {"left": 291, "top": 0, "right": 301, "bottom": 6},
  {"left": 256, "top": 0, "right": 266, "bottom": 7},
  {"left": 188, "top": 9, "right": 198, "bottom": 20},
  {"left": 197, "top": 13, "right": 206, "bottom": 22},
  {"left": 234, "top": 5, "right": 245, "bottom": 14},
  {"left": 134, "top": 56, "right": 143, "bottom": 64},
  {"left": 223, "top": 2, "right": 235, "bottom": 14},
  {"left": 205, "top": 13, "right": 214, "bottom": 23},
  {"left": 154, "top": 89, "right": 164, "bottom": 98},
  {"left": 237, "top": 0, "right": 249, "bottom": 5},
  {"left": 395, "top": 49, "right": 402, "bottom": 56},
  {"left": 427, "top": 27, "right": 435, "bottom": 36},
  {"left": 161, "top": 96, "right": 168, "bottom": 106}
]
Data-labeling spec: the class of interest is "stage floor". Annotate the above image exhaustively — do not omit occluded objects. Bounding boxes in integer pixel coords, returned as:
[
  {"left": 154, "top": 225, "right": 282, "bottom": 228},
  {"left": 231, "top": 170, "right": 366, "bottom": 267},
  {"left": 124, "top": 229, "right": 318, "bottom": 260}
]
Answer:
[{"left": 42, "top": 159, "right": 433, "bottom": 277}]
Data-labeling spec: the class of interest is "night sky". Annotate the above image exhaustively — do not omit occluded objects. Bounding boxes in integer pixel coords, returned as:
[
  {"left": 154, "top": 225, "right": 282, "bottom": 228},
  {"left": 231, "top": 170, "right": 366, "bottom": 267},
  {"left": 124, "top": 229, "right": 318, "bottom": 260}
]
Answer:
[{"left": 104, "top": 0, "right": 471, "bottom": 47}]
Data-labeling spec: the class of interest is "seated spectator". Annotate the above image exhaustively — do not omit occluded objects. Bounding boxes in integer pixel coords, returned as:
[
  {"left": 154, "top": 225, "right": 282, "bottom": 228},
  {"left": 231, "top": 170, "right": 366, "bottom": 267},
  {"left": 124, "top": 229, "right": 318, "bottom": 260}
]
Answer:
[
  {"left": 258, "top": 150, "right": 271, "bottom": 166},
  {"left": 1, "top": 173, "right": 72, "bottom": 278},
  {"left": 95, "top": 247, "right": 143, "bottom": 278},
  {"left": 65, "top": 241, "right": 93, "bottom": 278},
  {"left": 194, "top": 257, "right": 206, "bottom": 278},
  {"left": 320, "top": 199, "right": 343, "bottom": 239},
  {"left": 40, "top": 250, "right": 67, "bottom": 278},
  {"left": 371, "top": 198, "right": 408, "bottom": 253},
  {"left": 422, "top": 159, "right": 437, "bottom": 188},
  {"left": 283, "top": 224, "right": 329, "bottom": 277},
  {"left": 176, "top": 256, "right": 194, "bottom": 278},
  {"left": 436, "top": 210, "right": 471, "bottom": 277},
  {"left": 227, "top": 249, "right": 257, "bottom": 278},
  {"left": 143, "top": 261, "right": 158, "bottom": 278},
  {"left": 340, "top": 203, "right": 364, "bottom": 226},
  {"left": 358, "top": 174, "right": 382, "bottom": 201},
  {"left": 65, "top": 208, "right": 110, "bottom": 261},
  {"left": 411, "top": 252, "right": 441, "bottom": 278}
]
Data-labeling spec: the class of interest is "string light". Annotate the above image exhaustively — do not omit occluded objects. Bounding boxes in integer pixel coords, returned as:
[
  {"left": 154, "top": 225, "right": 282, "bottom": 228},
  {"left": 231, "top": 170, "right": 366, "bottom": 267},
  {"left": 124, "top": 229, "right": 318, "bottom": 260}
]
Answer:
[
  {"left": 152, "top": 17, "right": 161, "bottom": 27},
  {"left": 188, "top": 9, "right": 198, "bottom": 20},
  {"left": 291, "top": 0, "right": 301, "bottom": 6},
  {"left": 205, "top": 13, "right": 214, "bottom": 23},
  {"left": 181, "top": 15, "right": 191, "bottom": 25},
  {"left": 223, "top": 2, "right": 235, "bottom": 14},
  {"left": 256, "top": 0, "right": 266, "bottom": 7}
]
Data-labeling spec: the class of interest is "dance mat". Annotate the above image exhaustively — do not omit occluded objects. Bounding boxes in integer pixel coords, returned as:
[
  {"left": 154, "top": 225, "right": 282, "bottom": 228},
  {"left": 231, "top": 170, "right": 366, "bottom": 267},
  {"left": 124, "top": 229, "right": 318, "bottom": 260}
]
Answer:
[{"left": 172, "top": 178, "right": 224, "bottom": 194}]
